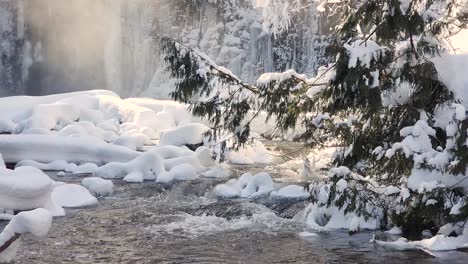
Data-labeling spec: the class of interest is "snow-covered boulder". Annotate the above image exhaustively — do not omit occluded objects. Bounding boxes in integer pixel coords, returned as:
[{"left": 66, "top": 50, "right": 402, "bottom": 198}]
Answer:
[
  {"left": 81, "top": 177, "right": 114, "bottom": 197},
  {"left": 113, "top": 133, "right": 151, "bottom": 151},
  {"left": 0, "top": 209, "right": 52, "bottom": 263},
  {"left": 51, "top": 184, "right": 98, "bottom": 208},
  {"left": 303, "top": 204, "right": 377, "bottom": 232},
  {"left": 213, "top": 172, "right": 276, "bottom": 199},
  {"left": 160, "top": 123, "right": 210, "bottom": 146},
  {"left": 94, "top": 150, "right": 165, "bottom": 182},
  {"left": 270, "top": 185, "right": 310, "bottom": 200},
  {"left": 156, "top": 163, "right": 199, "bottom": 184},
  {"left": 0, "top": 166, "right": 63, "bottom": 216}
]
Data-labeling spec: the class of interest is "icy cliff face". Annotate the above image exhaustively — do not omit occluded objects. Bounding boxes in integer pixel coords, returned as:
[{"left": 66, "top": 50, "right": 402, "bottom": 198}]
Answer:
[{"left": 0, "top": 0, "right": 327, "bottom": 98}]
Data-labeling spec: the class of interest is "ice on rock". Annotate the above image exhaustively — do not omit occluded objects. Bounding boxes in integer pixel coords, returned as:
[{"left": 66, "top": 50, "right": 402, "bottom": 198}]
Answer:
[
  {"left": 81, "top": 177, "right": 114, "bottom": 197},
  {"left": 160, "top": 123, "right": 210, "bottom": 146},
  {"left": 52, "top": 184, "right": 98, "bottom": 208},
  {"left": 0, "top": 166, "right": 64, "bottom": 216},
  {"left": 0, "top": 209, "right": 52, "bottom": 263}
]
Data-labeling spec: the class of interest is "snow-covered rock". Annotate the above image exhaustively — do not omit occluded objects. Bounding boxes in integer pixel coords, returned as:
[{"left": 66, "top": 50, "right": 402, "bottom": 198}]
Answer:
[
  {"left": 0, "top": 209, "right": 52, "bottom": 263},
  {"left": 160, "top": 123, "right": 210, "bottom": 146},
  {"left": 303, "top": 204, "right": 378, "bottom": 232},
  {"left": 213, "top": 172, "right": 276, "bottom": 199},
  {"left": 81, "top": 177, "right": 114, "bottom": 197},
  {"left": 270, "top": 185, "right": 310, "bottom": 200},
  {"left": 94, "top": 150, "right": 165, "bottom": 182},
  {"left": 156, "top": 163, "right": 199, "bottom": 184},
  {"left": 51, "top": 184, "right": 98, "bottom": 208},
  {"left": 0, "top": 166, "right": 63, "bottom": 216}
]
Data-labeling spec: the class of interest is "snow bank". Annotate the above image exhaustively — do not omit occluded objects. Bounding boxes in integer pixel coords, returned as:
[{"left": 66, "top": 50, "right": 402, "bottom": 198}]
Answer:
[
  {"left": 51, "top": 184, "right": 98, "bottom": 208},
  {"left": 0, "top": 135, "right": 139, "bottom": 165},
  {"left": 0, "top": 166, "right": 63, "bottom": 216},
  {"left": 0, "top": 209, "right": 52, "bottom": 263},
  {"left": 16, "top": 160, "right": 99, "bottom": 175},
  {"left": 0, "top": 91, "right": 216, "bottom": 165},
  {"left": 81, "top": 177, "right": 114, "bottom": 197}
]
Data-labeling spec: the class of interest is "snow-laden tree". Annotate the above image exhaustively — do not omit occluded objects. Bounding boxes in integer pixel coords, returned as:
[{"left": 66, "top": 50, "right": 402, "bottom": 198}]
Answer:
[{"left": 161, "top": 0, "right": 468, "bottom": 239}]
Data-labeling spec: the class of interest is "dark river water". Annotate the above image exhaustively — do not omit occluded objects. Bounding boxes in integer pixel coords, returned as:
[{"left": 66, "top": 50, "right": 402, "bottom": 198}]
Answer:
[{"left": 10, "top": 174, "right": 468, "bottom": 264}]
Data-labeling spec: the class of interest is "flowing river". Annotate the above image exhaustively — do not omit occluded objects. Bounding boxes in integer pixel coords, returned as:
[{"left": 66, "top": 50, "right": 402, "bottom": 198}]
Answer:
[{"left": 11, "top": 173, "right": 468, "bottom": 264}]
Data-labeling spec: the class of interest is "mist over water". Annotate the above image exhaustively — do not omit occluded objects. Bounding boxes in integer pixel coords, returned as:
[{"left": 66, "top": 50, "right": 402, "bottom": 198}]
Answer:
[
  {"left": 0, "top": 0, "right": 326, "bottom": 98},
  {"left": 0, "top": 0, "right": 163, "bottom": 97}
]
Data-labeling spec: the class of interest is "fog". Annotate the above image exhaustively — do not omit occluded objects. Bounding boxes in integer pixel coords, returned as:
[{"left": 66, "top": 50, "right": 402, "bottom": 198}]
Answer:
[
  {"left": 0, "top": 0, "right": 326, "bottom": 98},
  {"left": 0, "top": 0, "right": 162, "bottom": 97}
]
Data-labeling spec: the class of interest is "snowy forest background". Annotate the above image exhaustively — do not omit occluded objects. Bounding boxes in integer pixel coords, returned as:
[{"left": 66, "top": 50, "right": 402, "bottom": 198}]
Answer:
[{"left": 0, "top": 0, "right": 334, "bottom": 98}]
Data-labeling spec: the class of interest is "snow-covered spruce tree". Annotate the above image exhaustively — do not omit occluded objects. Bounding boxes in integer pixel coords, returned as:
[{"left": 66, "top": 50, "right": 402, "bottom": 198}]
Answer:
[{"left": 161, "top": 0, "right": 468, "bottom": 239}]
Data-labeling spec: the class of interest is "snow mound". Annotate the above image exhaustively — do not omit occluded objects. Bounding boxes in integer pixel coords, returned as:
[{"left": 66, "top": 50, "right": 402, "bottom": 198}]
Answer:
[
  {"left": 0, "top": 166, "right": 63, "bottom": 216},
  {"left": 0, "top": 135, "right": 139, "bottom": 165},
  {"left": 303, "top": 204, "right": 377, "bottom": 232},
  {"left": 213, "top": 172, "right": 275, "bottom": 199},
  {"left": 17, "top": 160, "right": 99, "bottom": 175},
  {"left": 94, "top": 150, "right": 165, "bottom": 183},
  {"left": 156, "top": 163, "right": 199, "bottom": 184},
  {"left": 0, "top": 91, "right": 214, "bottom": 167},
  {"left": 51, "top": 184, "right": 98, "bottom": 208},
  {"left": 81, "top": 177, "right": 114, "bottom": 197},
  {"left": 160, "top": 123, "right": 210, "bottom": 146}
]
